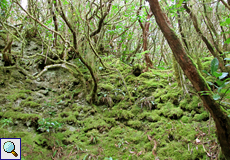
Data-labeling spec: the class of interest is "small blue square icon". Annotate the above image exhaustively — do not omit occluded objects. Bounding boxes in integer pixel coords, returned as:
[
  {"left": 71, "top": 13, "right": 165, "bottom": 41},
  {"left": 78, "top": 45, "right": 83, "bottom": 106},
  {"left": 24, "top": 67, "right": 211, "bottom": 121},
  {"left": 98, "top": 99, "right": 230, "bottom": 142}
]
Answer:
[{"left": 0, "top": 138, "right": 21, "bottom": 160}]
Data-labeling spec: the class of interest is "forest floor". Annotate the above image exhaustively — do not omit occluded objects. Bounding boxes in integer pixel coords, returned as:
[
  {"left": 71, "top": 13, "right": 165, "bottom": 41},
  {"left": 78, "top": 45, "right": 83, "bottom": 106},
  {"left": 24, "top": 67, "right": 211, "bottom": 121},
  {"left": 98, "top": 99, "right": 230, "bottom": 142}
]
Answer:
[{"left": 0, "top": 40, "right": 222, "bottom": 160}]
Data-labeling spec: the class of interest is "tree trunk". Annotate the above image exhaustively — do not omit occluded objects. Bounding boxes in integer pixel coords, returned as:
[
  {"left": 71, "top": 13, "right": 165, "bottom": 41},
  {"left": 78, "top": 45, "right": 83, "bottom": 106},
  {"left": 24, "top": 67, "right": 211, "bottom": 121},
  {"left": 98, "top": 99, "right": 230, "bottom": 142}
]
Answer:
[
  {"left": 137, "top": 1, "right": 153, "bottom": 70},
  {"left": 147, "top": 0, "right": 230, "bottom": 158},
  {"left": 183, "top": 3, "right": 228, "bottom": 72},
  {"left": 2, "top": 37, "right": 13, "bottom": 66}
]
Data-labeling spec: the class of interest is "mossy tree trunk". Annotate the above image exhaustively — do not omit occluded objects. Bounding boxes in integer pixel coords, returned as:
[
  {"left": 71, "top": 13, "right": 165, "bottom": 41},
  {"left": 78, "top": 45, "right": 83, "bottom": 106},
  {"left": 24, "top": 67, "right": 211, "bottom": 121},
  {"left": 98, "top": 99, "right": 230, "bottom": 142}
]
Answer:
[
  {"left": 2, "top": 34, "right": 13, "bottom": 66},
  {"left": 147, "top": 0, "right": 230, "bottom": 158}
]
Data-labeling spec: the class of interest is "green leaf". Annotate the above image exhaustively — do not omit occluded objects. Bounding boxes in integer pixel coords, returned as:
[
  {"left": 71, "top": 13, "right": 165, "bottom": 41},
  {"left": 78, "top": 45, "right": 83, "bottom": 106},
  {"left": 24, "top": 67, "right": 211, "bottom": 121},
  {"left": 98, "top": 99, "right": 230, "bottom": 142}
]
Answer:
[
  {"left": 216, "top": 79, "right": 224, "bottom": 86},
  {"left": 176, "top": 0, "right": 184, "bottom": 8},
  {"left": 225, "top": 37, "right": 230, "bottom": 44},
  {"left": 211, "top": 58, "right": 219, "bottom": 75},
  {"left": 213, "top": 94, "right": 221, "bottom": 100},
  {"left": 213, "top": 72, "right": 222, "bottom": 78},
  {"left": 226, "top": 18, "right": 230, "bottom": 24},
  {"left": 83, "top": 154, "right": 89, "bottom": 160},
  {"left": 63, "top": 0, "right": 69, "bottom": 5},
  {"left": 219, "top": 72, "right": 228, "bottom": 79},
  {"left": 199, "top": 91, "right": 211, "bottom": 96},
  {"left": 53, "top": 150, "right": 57, "bottom": 157}
]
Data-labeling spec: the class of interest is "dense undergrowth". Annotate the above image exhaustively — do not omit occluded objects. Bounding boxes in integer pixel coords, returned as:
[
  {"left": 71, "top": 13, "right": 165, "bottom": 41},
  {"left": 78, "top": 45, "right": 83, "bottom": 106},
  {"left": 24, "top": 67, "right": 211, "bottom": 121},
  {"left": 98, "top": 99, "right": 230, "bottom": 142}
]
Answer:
[{"left": 0, "top": 41, "right": 223, "bottom": 160}]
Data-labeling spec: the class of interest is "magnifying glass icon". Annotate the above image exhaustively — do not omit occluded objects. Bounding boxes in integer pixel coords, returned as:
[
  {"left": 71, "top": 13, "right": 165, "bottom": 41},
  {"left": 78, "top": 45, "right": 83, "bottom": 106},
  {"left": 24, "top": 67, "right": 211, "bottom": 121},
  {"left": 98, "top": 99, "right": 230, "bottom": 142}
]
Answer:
[{"left": 3, "top": 141, "right": 18, "bottom": 157}]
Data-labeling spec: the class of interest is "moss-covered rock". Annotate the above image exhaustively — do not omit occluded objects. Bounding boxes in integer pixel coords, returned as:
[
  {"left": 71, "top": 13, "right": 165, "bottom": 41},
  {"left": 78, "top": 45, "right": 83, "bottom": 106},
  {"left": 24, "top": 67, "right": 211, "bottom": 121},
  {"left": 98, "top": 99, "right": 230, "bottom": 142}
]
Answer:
[
  {"left": 193, "top": 112, "right": 209, "bottom": 121},
  {"left": 22, "top": 101, "right": 41, "bottom": 108},
  {"left": 181, "top": 115, "right": 192, "bottom": 123},
  {"left": 127, "top": 120, "right": 142, "bottom": 129}
]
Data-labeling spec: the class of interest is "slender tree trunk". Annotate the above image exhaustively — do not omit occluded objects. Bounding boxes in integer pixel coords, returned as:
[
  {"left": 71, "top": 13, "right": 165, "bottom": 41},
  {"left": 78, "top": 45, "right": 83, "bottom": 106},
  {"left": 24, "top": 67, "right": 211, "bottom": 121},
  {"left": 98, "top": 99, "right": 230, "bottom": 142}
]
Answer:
[
  {"left": 48, "top": 0, "right": 58, "bottom": 47},
  {"left": 147, "top": 0, "right": 230, "bottom": 159},
  {"left": 177, "top": 11, "right": 188, "bottom": 50},
  {"left": 2, "top": 35, "right": 13, "bottom": 66},
  {"left": 183, "top": 3, "right": 227, "bottom": 72},
  {"left": 137, "top": 0, "right": 153, "bottom": 70}
]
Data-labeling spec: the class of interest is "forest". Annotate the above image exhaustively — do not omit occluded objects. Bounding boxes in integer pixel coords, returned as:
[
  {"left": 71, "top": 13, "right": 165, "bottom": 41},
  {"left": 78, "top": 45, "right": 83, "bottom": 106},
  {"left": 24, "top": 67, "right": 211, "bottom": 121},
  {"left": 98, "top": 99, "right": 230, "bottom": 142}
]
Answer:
[{"left": 0, "top": 0, "right": 230, "bottom": 159}]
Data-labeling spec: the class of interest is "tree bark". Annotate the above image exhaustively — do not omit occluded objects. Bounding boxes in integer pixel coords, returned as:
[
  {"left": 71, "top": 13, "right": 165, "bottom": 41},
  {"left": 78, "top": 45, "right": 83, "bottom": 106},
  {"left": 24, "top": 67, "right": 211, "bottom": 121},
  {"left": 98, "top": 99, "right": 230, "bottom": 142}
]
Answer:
[
  {"left": 47, "top": 0, "right": 58, "bottom": 47},
  {"left": 147, "top": 0, "right": 230, "bottom": 158},
  {"left": 137, "top": 0, "right": 154, "bottom": 70}
]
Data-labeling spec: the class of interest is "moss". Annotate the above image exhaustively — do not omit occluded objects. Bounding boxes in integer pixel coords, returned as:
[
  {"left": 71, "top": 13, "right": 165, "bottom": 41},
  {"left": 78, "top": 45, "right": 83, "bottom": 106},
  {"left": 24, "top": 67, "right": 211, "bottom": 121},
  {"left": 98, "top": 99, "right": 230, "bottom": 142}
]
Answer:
[
  {"left": 146, "top": 112, "right": 161, "bottom": 122},
  {"left": 72, "top": 104, "right": 83, "bottom": 112},
  {"left": 57, "top": 92, "right": 71, "bottom": 100},
  {"left": 104, "top": 117, "right": 116, "bottom": 126},
  {"left": 127, "top": 120, "right": 142, "bottom": 129},
  {"left": 125, "top": 74, "right": 137, "bottom": 84},
  {"left": 138, "top": 111, "right": 151, "bottom": 120},
  {"left": 3, "top": 111, "right": 41, "bottom": 121},
  {"left": 83, "top": 116, "right": 109, "bottom": 132},
  {"left": 111, "top": 94, "right": 124, "bottom": 102},
  {"left": 172, "top": 122, "right": 197, "bottom": 142},
  {"left": 159, "top": 102, "right": 183, "bottom": 119},
  {"left": 22, "top": 101, "right": 41, "bottom": 108},
  {"left": 197, "top": 58, "right": 203, "bottom": 71},
  {"left": 185, "top": 96, "right": 201, "bottom": 111},
  {"left": 140, "top": 72, "right": 155, "bottom": 79},
  {"left": 12, "top": 107, "right": 23, "bottom": 112},
  {"left": 99, "top": 83, "right": 114, "bottom": 91},
  {"left": 25, "top": 96, "right": 33, "bottom": 101},
  {"left": 157, "top": 140, "right": 193, "bottom": 159},
  {"left": 202, "top": 56, "right": 213, "bottom": 62},
  {"left": 142, "top": 79, "right": 158, "bottom": 91},
  {"left": 110, "top": 109, "right": 134, "bottom": 120},
  {"left": 60, "top": 112, "right": 70, "bottom": 118},
  {"left": 113, "top": 101, "right": 130, "bottom": 110},
  {"left": 154, "top": 89, "right": 167, "bottom": 101},
  {"left": 142, "top": 152, "right": 155, "bottom": 159},
  {"left": 144, "top": 143, "right": 152, "bottom": 152},
  {"left": 130, "top": 105, "right": 142, "bottom": 115},
  {"left": 25, "top": 78, "right": 33, "bottom": 83},
  {"left": 202, "top": 61, "right": 212, "bottom": 72},
  {"left": 179, "top": 98, "right": 189, "bottom": 110},
  {"left": 19, "top": 90, "right": 32, "bottom": 94},
  {"left": 11, "top": 70, "right": 24, "bottom": 80},
  {"left": 57, "top": 114, "right": 77, "bottom": 125},
  {"left": 192, "top": 145, "right": 206, "bottom": 159},
  {"left": 6, "top": 92, "right": 27, "bottom": 101},
  {"left": 0, "top": 128, "right": 50, "bottom": 160},
  {"left": 172, "top": 56, "right": 181, "bottom": 87},
  {"left": 193, "top": 112, "right": 209, "bottom": 122},
  {"left": 155, "top": 87, "right": 182, "bottom": 104},
  {"left": 181, "top": 116, "right": 192, "bottom": 123},
  {"left": 125, "top": 129, "right": 147, "bottom": 144},
  {"left": 151, "top": 69, "right": 172, "bottom": 79},
  {"left": 108, "top": 126, "right": 125, "bottom": 138}
]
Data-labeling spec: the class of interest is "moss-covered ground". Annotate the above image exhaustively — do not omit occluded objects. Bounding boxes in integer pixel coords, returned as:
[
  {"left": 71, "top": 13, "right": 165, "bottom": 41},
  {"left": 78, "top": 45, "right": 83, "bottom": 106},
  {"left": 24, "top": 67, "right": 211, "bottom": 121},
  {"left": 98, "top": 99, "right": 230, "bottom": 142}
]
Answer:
[{"left": 0, "top": 54, "right": 222, "bottom": 160}]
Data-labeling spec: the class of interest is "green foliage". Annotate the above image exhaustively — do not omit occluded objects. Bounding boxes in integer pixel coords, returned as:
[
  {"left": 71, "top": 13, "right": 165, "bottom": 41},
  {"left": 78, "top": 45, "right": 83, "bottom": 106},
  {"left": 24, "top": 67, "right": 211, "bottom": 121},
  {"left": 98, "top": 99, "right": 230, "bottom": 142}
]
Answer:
[
  {"left": 210, "top": 58, "right": 219, "bottom": 75},
  {"left": 220, "top": 18, "right": 230, "bottom": 44},
  {"left": 44, "top": 94, "right": 62, "bottom": 117},
  {"left": 0, "top": 118, "right": 12, "bottom": 128},
  {"left": 0, "top": 0, "right": 9, "bottom": 17},
  {"left": 202, "top": 58, "right": 230, "bottom": 112},
  {"left": 37, "top": 118, "right": 62, "bottom": 133}
]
